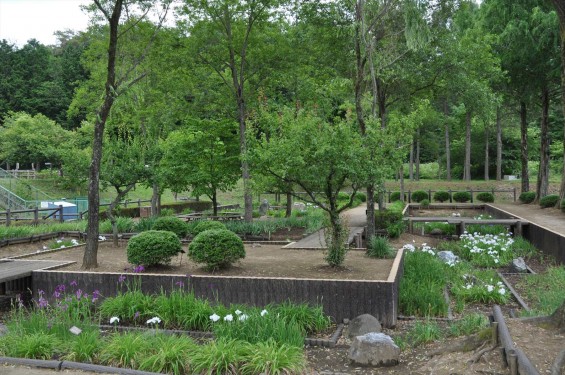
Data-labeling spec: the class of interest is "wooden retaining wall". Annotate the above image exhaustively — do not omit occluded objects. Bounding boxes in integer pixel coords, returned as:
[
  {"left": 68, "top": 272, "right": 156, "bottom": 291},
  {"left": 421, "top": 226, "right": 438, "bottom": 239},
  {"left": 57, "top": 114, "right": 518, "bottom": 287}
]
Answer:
[
  {"left": 32, "top": 249, "right": 404, "bottom": 328},
  {"left": 485, "top": 205, "right": 565, "bottom": 265}
]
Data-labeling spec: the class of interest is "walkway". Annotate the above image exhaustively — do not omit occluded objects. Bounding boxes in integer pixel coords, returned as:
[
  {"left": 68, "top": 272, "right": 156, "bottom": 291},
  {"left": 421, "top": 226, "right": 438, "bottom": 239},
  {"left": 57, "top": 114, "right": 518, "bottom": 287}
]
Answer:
[
  {"left": 285, "top": 204, "right": 370, "bottom": 249},
  {"left": 0, "top": 260, "right": 75, "bottom": 284},
  {"left": 492, "top": 203, "right": 565, "bottom": 236}
]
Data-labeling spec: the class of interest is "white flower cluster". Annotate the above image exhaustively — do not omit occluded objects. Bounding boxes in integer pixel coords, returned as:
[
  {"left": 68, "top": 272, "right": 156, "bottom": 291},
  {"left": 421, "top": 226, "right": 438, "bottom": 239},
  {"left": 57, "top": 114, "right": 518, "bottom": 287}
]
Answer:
[
  {"left": 98, "top": 235, "right": 106, "bottom": 241},
  {"left": 210, "top": 309, "right": 267, "bottom": 323},
  {"left": 109, "top": 316, "right": 120, "bottom": 324},
  {"left": 462, "top": 277, "right": 507, "bottom": 296},
  {"left": 460, "top": 232, "right": 514, "bottom": 264},
  {"left": 146, "top": 316, "right": 161, "bottom": 325},
  {"left": 452, "top": 212, "right": 461, "bottom": 217}
]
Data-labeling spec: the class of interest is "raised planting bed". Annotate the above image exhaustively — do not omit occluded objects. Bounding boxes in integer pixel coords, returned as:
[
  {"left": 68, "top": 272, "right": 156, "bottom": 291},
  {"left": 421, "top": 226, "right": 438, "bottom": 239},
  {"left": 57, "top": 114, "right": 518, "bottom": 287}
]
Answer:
[{"left": 29, "top": 243, "right": 405, "bottom": 327}]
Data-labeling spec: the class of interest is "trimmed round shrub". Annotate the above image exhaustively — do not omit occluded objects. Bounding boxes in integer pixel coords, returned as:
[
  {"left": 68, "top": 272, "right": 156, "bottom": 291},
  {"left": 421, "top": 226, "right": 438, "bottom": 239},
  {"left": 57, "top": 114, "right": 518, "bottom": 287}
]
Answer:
[
  {"left": 354, "top": 192, "right": 367, "bottom": 202},
  {"left": 127, "top": 230, "right": 182, "bottom": 266},
  {"left": 539, "top": 194, "right": 559, "bottom": 208},
  {"left": 191, "top": 220, "right": 226, "bottom": 236},
  {"left": 476, "top": 192, "right": 494, "bottom": 203},
  {"left": 420, "top": 199, "right": 430, "bottom": 208},
  {"left": 188, "top": 229, "right": 245, "bottom": 271},
  {"left": 390, "top": 192, "right": 407, "bottom": 202},
  {"left": 519, "top": 191, "right": 536, "bottom": 204},
  {"left": 411, "top": 190, "right": 429, "bottom": 203},
  {"left": 452, "top": 191, "right": 471, "bottom": 203},
  {"left": 152, "top": 216, "right": 189, "bottom": 238},
  {"left": 433, "top": 191, "right": 450, "bottom": 202}
]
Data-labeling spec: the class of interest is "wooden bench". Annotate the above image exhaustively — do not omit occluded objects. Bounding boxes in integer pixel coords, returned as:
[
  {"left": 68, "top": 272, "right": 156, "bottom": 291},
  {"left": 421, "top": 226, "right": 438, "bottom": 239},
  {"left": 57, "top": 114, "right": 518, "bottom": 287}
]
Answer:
[{"left": 446, "top": 219, "right": 529, "bottom": 236}]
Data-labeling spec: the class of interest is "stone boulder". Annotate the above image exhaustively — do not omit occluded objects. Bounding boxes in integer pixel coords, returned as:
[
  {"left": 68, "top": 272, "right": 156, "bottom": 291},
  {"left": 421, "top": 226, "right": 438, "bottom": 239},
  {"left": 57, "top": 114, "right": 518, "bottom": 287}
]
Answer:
[
  {"left": 348, "top": 332, "right": 400, "bottom": 367},
  {"left": 258, "top": 199, "right": 269, "bottom": 216},
  {"left": 347, "top": 314, "right": 382, "bottom": 339},
  {"left": 511, "top": 257, "right": 528, "bottom": 273},
  {"left": 437, "top": 251, "right": 459, "bottom": 264}
]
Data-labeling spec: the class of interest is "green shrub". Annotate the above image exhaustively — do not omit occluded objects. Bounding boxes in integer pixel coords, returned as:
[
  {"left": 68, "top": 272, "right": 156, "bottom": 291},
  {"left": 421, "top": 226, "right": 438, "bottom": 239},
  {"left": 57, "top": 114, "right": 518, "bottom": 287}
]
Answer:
[
  {"left": 188, "top": 229, "right": 245, "bottom": 271},
  {"left": 99, "top": 217, "right": 136, "bottom": 234},
  {"left": 519, "top": 191, "right": 536, "bottom": 204},
  {"left": 375, "top": 209, "right": 404, "bottom": 230},
  {"left": 539, "top": 194, "right": 559, "bottom": 208},
  {"left": 133, "top": 217, "right": 157, "bottom": 232},
  {"left": 433, "top": 191, "right": 450, "bottom": 202},
  {"left": 411, "top": 190, "right": 429, "bottom": 203},
  {"left": 337, "top": 192, "right": 350, "bottom": 201},
  {"left": 152, "top": 216, "right": 188, "bottom": 238},
  {"left": 191, "top": 220, "right": 227, "bottom": 236},
  {"left": 127, "top": 230, "right": 182, "bottom": 266},
  {"left": 387, "top": 222, "right": 405, "bottom": 239},
  {"left": 389, "top": 191, "right": 407, "bottom": 202},
  {"left": 452, "top": 191, "right": 471, "bottom": 203},
  {"left": 159, "top": 208, "right": 175, "bottom": 217},
  {"left": 420, "top": 199, "right": 430, "bottom": 208},
  {"left": 476, "top": 192, "right": 494, "bottom": 203},
  {"left": 354, "top": 192, "right": 367, "bottom": 202},
  {"left": 367, "top": 236, "right": 395, "bottom": 258}
]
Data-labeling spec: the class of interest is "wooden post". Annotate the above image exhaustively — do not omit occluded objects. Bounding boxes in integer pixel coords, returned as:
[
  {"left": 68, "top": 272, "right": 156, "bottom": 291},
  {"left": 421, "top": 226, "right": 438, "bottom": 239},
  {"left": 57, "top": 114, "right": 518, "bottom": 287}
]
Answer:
[
  {"left": 408, "top": 190, "right": 411, "bottom": 203},
  {"left": 6, "top": 209, "right": 10, "bottom": 227},
  {"left": 449, "top": 189, "right": 452, "bottom": 203},
  {"left": 34, "top": 207, "right": 39, "bottom": 226},
  {"left": 513, "top": 187, "right": 516, "bottom": 202},
  {"left": 428, "top": 189, "right": 431, "bottom": 202},
  {"left": 508, "top": 349, "right": 518, "bottom": 375},
  {"left": 470, "top": 188, "right": 474, "bottom": 203},
  {"left": 491, "top": 321, "right": 499, "bottom": 346},
  {"left": 59, "top": 205, "right": 64, "bottom": 223}
]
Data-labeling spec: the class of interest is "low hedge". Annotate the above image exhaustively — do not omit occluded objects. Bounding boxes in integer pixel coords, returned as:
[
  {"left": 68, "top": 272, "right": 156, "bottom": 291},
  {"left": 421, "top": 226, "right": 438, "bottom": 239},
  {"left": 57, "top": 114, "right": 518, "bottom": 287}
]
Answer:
[
  {"left": 152, "top": 216, "right": 189, "bottom": 238},
  {"left": 433, "top": 191, "right": 450, "bottom": 202},
  {"left": 519, "top": 191, "right": 536, "bottom": 204},
  {"left": 188, "top": 229, "right": 245, "bottom": 271},
  {"left": 101, "top": 201, "right": 214, "bottom": 220},
  {"left": 539, "top": 194, "right": 559, "bottom": 208},
  {"left": 411, "top": 190, "right": 429, "bottom": 203},
  {"left": 452, "top": 191, "right": 471, "bottom": 203},
  {"left": 476, "top": 192, "right": 494, "bottom": 203}
]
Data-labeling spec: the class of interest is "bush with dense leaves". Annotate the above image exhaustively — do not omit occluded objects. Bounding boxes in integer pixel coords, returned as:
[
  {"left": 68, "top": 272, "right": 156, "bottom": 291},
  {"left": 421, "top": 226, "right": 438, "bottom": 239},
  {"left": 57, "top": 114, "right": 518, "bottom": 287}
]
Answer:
[
  {"left": 539, "top": 194, "right": 559, "bottom": 208},
  {"left": 127, "top": 230, "right": 182, "bottom": 266},
  {"left": 190, "top": 220, "right": 226, "bottom": 236},
  {"left": 420, "top": 199, "right": 430, "bottom": 208},
  {"left": 411, "top": 190, "right": 429, "bottom": 203},
  {"left": 354, "top": 192, "right": 367, "bottom": 202},
  {"left": 519, "top": 191, "right": 536, "bottom": 204},
  {"left": 152, "top": 216, "right": 189, "bottom": 238},
  {"left": 433, "top": 191, "right": 450, "bottom": 202},
  {"left": 389, "top": 192, "right": 407, "bottom": 202},
  {"left": 476, "top": 192, "right": 494, "bottom": 203},
  {"left": 188, "top": 229, "right": 245, "bottom": 270},
  {"left": 452, "top": 191, "right": 471, "bottom": 203}
]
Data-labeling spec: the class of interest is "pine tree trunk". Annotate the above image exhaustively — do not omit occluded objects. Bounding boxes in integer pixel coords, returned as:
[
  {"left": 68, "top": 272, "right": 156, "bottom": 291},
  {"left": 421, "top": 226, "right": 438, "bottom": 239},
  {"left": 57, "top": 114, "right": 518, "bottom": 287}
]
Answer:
[
  {"left": 484, "top": 126, "right": 489, "bottom": 181},
  {"left": 151, "top": 182, "right": 160, "bottom": 217},
  {"left": 444, "top": 99, "right": 451, "bottom": 181},
  {"left": 415, "top": 127, "right": 420, "bottom": 181},
  {"left": 520, "top": 101, "right": 530, "bottom": 193},
  {"left": 537, "top": 87, "right": 551, "bottom": 202},
  {"left": 464, "top": 110, "right": 472, "bottom": 181},
  {"left": 496, "top": 107, "right": 502, "bottom": 181}
]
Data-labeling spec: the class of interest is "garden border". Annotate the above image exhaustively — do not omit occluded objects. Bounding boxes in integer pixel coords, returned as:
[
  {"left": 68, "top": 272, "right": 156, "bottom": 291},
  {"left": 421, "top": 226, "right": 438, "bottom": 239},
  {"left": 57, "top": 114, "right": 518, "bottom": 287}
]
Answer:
[{"left": 31, "top": 249, "right": 405, "bottom": 328}]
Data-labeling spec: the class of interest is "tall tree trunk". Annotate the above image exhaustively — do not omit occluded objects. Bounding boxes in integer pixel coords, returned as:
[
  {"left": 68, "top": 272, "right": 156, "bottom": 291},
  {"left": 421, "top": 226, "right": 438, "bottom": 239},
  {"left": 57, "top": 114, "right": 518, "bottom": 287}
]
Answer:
[
  {"left": 107, "top": 184, "right": 135, "bottom": 247},
  {"left": 151, "top": 182, "right": 160, "bottom": 217},
  {"left": 415, "top": 127, "right": 420, "bottom": 181},
  {"left": 444, "top": 99, "right": 451, "bottom": 181},
  {"left": 551, "top": 0, "right": 565, "bottom": 206},
  {"left": 212, "top": 190, "right": 218, "bottom": 216},
  {"left": 484, "top": 125, "right": 489, "bottom": 181},
  {"left": 365, "top": 184, "right": 375, "bottom": 243},
  {"left": 399, "top": 165, "right": 405, "bottom": 202},
  {"left": 285, "top": 192, "right": 292, "bottom": 218},
  {"left": 409, "top": 140, "right": 414, "bottom": 180},
  {"left": 496, "top": 107, "right": 502, "bottom": 181},
  {"left": 520, "top": 101, "right": 530, "bottom": 193},
  {"left": 536, "top": 87, "right": 551, "bottom": 201},
  {"left": 464, "top": 110, "right": 472, "bottom": 181},
  {"left": 83, "top": 0, "right": 123, "bottom": 270}
]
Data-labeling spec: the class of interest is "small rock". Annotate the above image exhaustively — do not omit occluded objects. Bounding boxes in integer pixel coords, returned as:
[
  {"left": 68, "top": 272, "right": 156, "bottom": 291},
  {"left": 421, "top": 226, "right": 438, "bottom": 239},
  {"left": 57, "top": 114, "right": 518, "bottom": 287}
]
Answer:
[
  {"left": 430, "top": 228, "right": 443, "bottom": 235},
  {"left": 511, "top": 257, "right": 528, "bottom": 273},
  {"left": 348, "top": 332, "right": 400, "bottom": 367},
  {"left": 437, "top": 251, "right": 459, "bottom": 264},
  {"left": 348, "top": 314, "right": 382, "bottom": 339}
]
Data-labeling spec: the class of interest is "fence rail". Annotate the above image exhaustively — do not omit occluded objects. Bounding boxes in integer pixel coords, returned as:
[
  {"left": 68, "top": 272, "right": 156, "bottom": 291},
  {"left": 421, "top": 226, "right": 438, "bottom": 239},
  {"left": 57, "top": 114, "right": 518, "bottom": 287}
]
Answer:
[{"left": 0, "top": 206, "right": 68, "bottom": 226}]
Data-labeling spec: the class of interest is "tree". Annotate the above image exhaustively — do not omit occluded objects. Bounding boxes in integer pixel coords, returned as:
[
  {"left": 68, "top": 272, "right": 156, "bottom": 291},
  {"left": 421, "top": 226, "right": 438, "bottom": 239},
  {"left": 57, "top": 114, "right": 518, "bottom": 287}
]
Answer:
[
  {"left": 250, "top": 109, "right": 367, "bottom": 267},
  {"left": 161, "top": 119, "right": 241, "bottom": 215},
  {"left": 177, "top": 0, "right": 286, "bottom": 222},
  {"left": 549, "top": 0, "right": 565, "bottom": 205},
  {"left": 80, "top": 0, "right": 171, "bottom": 269},
  {"left": 0, "top": 112, "right": 71, "bottom": 170}
]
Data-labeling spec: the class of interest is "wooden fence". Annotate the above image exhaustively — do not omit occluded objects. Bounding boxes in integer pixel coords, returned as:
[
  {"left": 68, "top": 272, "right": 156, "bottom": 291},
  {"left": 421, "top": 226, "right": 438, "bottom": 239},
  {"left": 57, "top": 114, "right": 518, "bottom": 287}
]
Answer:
[{"left": 0, "top": 206, "right": 67, "bottom": 226}]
